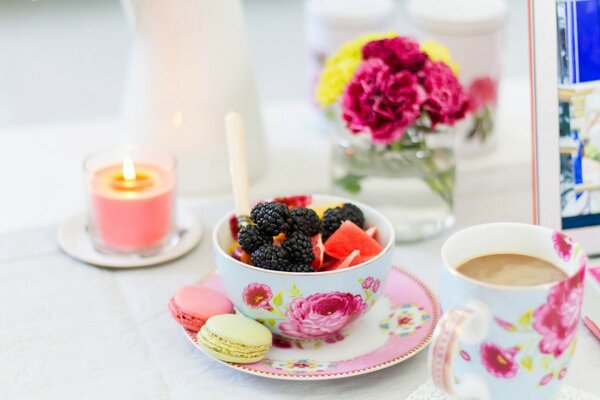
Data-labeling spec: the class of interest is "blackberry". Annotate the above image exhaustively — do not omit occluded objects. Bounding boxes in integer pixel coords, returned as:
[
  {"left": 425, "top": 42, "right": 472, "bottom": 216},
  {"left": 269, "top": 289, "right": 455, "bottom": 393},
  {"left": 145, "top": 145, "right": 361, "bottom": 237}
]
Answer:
[
  {"left": 341, "top": 203, "right": 365, "bottom": 228},
  {"left": 286, "top": 263, "right": 315, "bottom": 273},
  {"left": 251, "top": 244, "right": 290, "bottom": 271},
  {"left": 250, "top": 202, "right": 292, "bottom": 236},
  {"left": 322, "top": 203, "right": 365, "bottom": 239},
  {"left": 281, "top": 231, "right": 314, "bottom": 264},
  {"left": 238, "top": 225, "right": 271, "bottom": 254},
  {"left": 289, "top": 207, "right": 321, "bottom": 236}
]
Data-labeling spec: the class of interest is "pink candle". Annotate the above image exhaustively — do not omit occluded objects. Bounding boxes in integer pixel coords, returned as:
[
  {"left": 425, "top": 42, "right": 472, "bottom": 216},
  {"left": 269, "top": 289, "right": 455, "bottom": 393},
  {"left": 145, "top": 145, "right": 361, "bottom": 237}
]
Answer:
[{"left": 85, "top": 147, "right": 176, "bottom": 253}]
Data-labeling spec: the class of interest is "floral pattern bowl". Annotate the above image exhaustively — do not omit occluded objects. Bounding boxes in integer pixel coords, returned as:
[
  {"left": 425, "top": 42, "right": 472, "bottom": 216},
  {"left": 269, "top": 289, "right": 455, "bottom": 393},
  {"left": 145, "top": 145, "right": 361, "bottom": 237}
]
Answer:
[{"left": 212, "top": 194, "right": 395, "bottom": 340}]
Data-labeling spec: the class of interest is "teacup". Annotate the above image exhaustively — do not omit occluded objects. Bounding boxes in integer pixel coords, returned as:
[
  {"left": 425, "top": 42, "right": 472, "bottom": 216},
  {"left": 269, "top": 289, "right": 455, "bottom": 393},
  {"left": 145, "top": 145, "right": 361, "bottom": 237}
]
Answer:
[
  {"left": 429, "top": 223, "right": 586, "bottom": 400},
  {"left": 213, "top": 194, "right": 395, "bottom": 340}
]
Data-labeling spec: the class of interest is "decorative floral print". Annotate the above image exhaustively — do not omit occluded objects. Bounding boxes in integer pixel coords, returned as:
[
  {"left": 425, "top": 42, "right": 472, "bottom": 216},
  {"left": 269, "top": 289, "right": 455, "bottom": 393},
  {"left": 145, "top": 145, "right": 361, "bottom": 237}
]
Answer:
[
  {"left": 380, "top": 303, "right": 431, "bottom": 337},
  {"left": 358, "top": 276, "right": 381, "bottom": 306},
  {"left": 242, "top": 283, "right": 273, "bottom": 310},
  {"left": 272, "top": 335, "right": 293, "bottom": 349},
  {"left": 260, "top": 358, "right": 337, "bottom": 375},
  {"left": 480, "top": 343, "right": 519, "bottom": 378},
  {"left": 533, "top": 267, "right": 585, "bottom": 357},
  {"left": 372, "top": 279, "right": 381, "bottom": 293},
  {"left": 460, "top": 349, "right": 471, "bottom": 362},
  {"left": 473, "top": 237, "right": 585, "bottom": 388},
  {"left": 539, "top": 373, "right": 553, "bottom": 386},
  {"left": 280, "top": 292, "right": 367, "bottom": 339},
  {"left": 552, "top": 231, "right": 574, "bottom": 261},
  {"left": 362, "top": 277, "right": 375, "bottom": 290},
  {"left": 558, "top": 367, "right": 568, "bottom": 380},
  {"left": 241, "top": 277, "right": 381, "bottom": 340}
]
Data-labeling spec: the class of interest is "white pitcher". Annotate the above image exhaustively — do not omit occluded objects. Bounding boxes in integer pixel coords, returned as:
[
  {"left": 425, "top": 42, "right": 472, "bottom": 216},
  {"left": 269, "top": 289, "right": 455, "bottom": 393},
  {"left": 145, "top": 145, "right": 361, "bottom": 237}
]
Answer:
[{"left": 120, "top": 0, "right": 266, "bottom": 193}]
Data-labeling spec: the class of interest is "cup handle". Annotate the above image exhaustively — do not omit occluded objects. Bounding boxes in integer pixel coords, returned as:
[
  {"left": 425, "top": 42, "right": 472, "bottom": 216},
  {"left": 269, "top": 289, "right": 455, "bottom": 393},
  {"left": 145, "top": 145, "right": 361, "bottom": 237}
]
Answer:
[{"left": 428, "top": 300, "right": 492, "bottom": 400}]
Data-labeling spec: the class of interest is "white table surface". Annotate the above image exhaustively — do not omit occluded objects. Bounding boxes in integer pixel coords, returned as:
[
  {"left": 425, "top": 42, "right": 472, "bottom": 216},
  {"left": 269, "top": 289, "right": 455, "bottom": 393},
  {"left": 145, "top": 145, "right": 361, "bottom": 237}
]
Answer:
[{"left": 1, "top": 78, "right": 599, "bottom": 399}]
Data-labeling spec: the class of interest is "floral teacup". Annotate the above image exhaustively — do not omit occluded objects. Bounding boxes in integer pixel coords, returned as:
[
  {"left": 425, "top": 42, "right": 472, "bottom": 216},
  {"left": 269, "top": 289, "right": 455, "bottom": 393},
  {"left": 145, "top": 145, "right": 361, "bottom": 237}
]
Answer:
[
  {"left": 429, "top": 223, "right": 586, "bottom": 400},
  {"left": 212, "top": 194, "right": 395, "bottom": 340}
]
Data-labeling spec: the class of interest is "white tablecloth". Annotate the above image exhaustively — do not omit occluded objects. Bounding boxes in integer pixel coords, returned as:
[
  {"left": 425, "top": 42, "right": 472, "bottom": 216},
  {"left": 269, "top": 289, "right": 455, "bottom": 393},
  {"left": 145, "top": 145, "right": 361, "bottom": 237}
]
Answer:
[{"left": 1, "top": 79, "right": 599, "bottom": 399}]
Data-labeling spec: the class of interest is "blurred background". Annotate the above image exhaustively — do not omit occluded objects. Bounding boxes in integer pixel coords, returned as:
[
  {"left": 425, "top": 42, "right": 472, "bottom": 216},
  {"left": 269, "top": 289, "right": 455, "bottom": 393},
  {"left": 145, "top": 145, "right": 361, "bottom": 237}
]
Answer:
[{"left": 0, "top": 0, "right": 527, "bottom": 127}]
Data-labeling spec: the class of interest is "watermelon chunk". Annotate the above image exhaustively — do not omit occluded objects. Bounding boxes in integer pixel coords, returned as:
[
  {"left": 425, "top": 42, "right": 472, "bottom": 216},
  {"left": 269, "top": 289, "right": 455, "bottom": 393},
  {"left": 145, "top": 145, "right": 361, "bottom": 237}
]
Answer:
[
  {"left": 324, "top": 221, "right": 383, "bottom": 260},
  {"left": 229, "top": 214, "right": 240, "bottom": 240},
  {"left": 311, "top": 234, "right": 325, "bottom": 271},
  {"left": 273, "top": 194, "right": 312, "bottom": 208},
  {"left": 329, "top": 249, "right": 362, "bottom": 270},
  {"left": 365, "top": 226, "right": 378, "bottom": 239}
]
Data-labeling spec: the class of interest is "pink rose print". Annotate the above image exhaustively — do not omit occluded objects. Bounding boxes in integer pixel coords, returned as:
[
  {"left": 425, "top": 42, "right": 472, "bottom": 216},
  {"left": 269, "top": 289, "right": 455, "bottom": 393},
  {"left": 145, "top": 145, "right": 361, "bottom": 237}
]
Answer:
[
  {"left": 362, "top": 277, "right": 374, "bottom": 289},
  {"left": 467, "top": 77, "right": 498, "bottom": 114},
  {"left": 552, "top": 231, "right": 573, "bottom": 261},
  {"left": 279, "top": 292, "right": 367, "bottom": 339},
  {"left": 480, "top": 343, "right": 519, "bottom": 379},
  {"left": 372, "top": 279, "right": 381, "bottom": 293},
  {"left": 533, "top": 267, "right": 584, "bottom": 357},
  {"left": 539, "top": 373, "right": 553, "bottom": 386},
  {"left": 242, "top": 283, "right": 273, "bottom": 310}
]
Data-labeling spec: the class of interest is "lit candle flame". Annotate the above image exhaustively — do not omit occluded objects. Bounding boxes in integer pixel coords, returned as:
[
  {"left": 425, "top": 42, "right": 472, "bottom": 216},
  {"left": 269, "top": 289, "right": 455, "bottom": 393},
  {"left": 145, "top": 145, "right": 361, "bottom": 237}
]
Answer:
[{"left": 122, "top": 157, "right": 137, "bottom": 181}]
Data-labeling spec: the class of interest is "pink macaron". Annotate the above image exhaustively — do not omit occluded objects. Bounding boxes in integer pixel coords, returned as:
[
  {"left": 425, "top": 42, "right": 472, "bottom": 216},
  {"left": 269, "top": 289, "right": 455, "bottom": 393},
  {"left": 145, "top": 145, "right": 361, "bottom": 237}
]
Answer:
[{"left": 168, "top": 285, "right": 234, "bottom": 331}]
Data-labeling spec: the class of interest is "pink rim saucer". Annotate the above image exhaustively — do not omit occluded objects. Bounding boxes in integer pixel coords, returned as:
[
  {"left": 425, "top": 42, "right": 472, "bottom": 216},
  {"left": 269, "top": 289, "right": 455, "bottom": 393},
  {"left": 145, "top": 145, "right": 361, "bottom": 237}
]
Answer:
[{"left": 184, "top": 267, "right": 440, "bottom": 380}]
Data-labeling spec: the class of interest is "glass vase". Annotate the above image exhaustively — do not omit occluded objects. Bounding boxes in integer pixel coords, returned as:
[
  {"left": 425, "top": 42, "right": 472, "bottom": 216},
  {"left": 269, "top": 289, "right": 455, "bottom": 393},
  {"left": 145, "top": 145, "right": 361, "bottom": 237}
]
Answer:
[{"left": 331, "top": 126, "right": 456, "bottom": 243}]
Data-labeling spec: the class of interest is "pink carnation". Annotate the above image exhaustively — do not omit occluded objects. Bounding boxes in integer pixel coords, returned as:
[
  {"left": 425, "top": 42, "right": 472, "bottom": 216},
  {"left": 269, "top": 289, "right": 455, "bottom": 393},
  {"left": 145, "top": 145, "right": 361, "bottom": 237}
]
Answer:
[
  {"left": 480, "top": 343, "right": 519, "bottom": 379},
  {"left": 342, "top": 59, "right": 424, "bottom": 144},
  {"left": 279, "top": 292, "right": 367, "bottom": 339},
  {"left": 467, "top": 77, "right": 498, "bottom": 113},
  {"left": 533, "top": 267, "right": 584, "bottom": 357},
  {"left": 420, "top": 61, "right": 468, "bottom": 128},
  {"left": 242, "top": 283, "right": 273, "bottom": 310},
  {"left": 552, "top": 231, "right": 573, "bottom": 261},
  {"left": 362, "top": 37, "right": 428, "bottom": 73}
]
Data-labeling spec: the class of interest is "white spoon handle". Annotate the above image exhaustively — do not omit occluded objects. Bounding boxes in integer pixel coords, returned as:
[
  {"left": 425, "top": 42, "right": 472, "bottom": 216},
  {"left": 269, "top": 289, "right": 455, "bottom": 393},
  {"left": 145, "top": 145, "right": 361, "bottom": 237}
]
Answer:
[{"left": 225, "top": 112, "right": 251, "bottom": 218}]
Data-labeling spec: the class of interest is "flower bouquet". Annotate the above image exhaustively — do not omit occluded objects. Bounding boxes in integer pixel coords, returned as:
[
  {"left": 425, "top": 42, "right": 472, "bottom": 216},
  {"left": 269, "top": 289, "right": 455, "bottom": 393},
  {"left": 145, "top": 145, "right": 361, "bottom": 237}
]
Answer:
[{"left": 316, "top": 33, "right": 469, "bottom": 241}]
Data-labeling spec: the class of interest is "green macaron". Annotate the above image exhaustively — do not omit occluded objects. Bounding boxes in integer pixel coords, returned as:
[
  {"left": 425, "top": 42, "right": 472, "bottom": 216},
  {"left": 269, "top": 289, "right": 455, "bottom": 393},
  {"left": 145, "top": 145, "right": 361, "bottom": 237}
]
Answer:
[{"left": 197, "top": 314, "right": 272, "bottom": 364}]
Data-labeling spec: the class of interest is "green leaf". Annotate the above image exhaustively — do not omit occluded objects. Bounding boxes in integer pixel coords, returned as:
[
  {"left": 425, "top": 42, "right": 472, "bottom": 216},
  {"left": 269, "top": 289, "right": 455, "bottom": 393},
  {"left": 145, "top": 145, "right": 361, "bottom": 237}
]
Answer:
[
  {"left": 266, "top": 319, "right": 275, "bottom": 327},
  {"left": 335, "top": 174, "right": 362, "bottom": 194},
  {"left": 521, "top": 356, "right": 534, "bottom": 372},
  {"left": 273, "top": 291, "right": 283, "bottom": 307},
  {"left": 541, "top": 355, "right": 553, "bottom": 371},
  {"left": 289, "top": 282, "right": 303, "bottom": 298},
  {"left": 519, "top": 310, "right": 533, "bottom": 327}
]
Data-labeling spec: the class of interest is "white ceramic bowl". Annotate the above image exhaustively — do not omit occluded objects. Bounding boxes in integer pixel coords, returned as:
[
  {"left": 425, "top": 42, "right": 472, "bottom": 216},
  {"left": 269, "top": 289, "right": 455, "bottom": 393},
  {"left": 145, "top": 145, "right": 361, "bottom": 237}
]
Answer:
[{"left": 213, "top": 194, "right": 395, "bottom": 340}]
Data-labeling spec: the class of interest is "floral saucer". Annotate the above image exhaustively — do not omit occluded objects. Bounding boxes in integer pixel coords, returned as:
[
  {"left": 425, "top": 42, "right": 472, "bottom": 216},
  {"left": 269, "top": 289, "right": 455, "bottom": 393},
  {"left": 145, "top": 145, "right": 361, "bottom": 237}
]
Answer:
[{"left": 184, "top": 267, "right": 440, "bottom": 380}]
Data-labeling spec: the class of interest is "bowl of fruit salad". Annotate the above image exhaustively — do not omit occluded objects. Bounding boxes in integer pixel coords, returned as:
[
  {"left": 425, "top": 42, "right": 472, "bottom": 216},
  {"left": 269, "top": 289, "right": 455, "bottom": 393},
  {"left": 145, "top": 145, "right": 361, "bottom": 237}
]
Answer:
[{"left": 212, "top": 194, "right": 394, "bottom": 340}]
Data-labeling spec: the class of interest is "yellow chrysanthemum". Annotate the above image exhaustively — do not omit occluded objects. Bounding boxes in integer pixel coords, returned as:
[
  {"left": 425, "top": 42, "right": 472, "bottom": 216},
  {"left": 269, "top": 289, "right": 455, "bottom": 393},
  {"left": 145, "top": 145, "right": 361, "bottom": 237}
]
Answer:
[
  {"left": 420, "top": 40, "right": 460, "bottom": 76},
  {"left": 316, "top": 31, "right": 397, "bottom": 108}
]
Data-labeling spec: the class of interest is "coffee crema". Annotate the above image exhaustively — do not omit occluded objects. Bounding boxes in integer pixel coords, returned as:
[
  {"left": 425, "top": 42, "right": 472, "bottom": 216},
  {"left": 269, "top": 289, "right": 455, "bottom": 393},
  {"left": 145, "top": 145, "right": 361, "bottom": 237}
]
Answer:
[{"left": 456, "top": 253, "right": 567, "bottom": 286}]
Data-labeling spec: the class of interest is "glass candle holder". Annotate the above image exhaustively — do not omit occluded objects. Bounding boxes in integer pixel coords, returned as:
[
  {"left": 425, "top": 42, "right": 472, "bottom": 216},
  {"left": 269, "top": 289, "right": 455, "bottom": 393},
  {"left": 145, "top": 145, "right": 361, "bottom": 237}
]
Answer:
[{"left": 84, "top": 146, "right": 177, "bottom": 255}]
